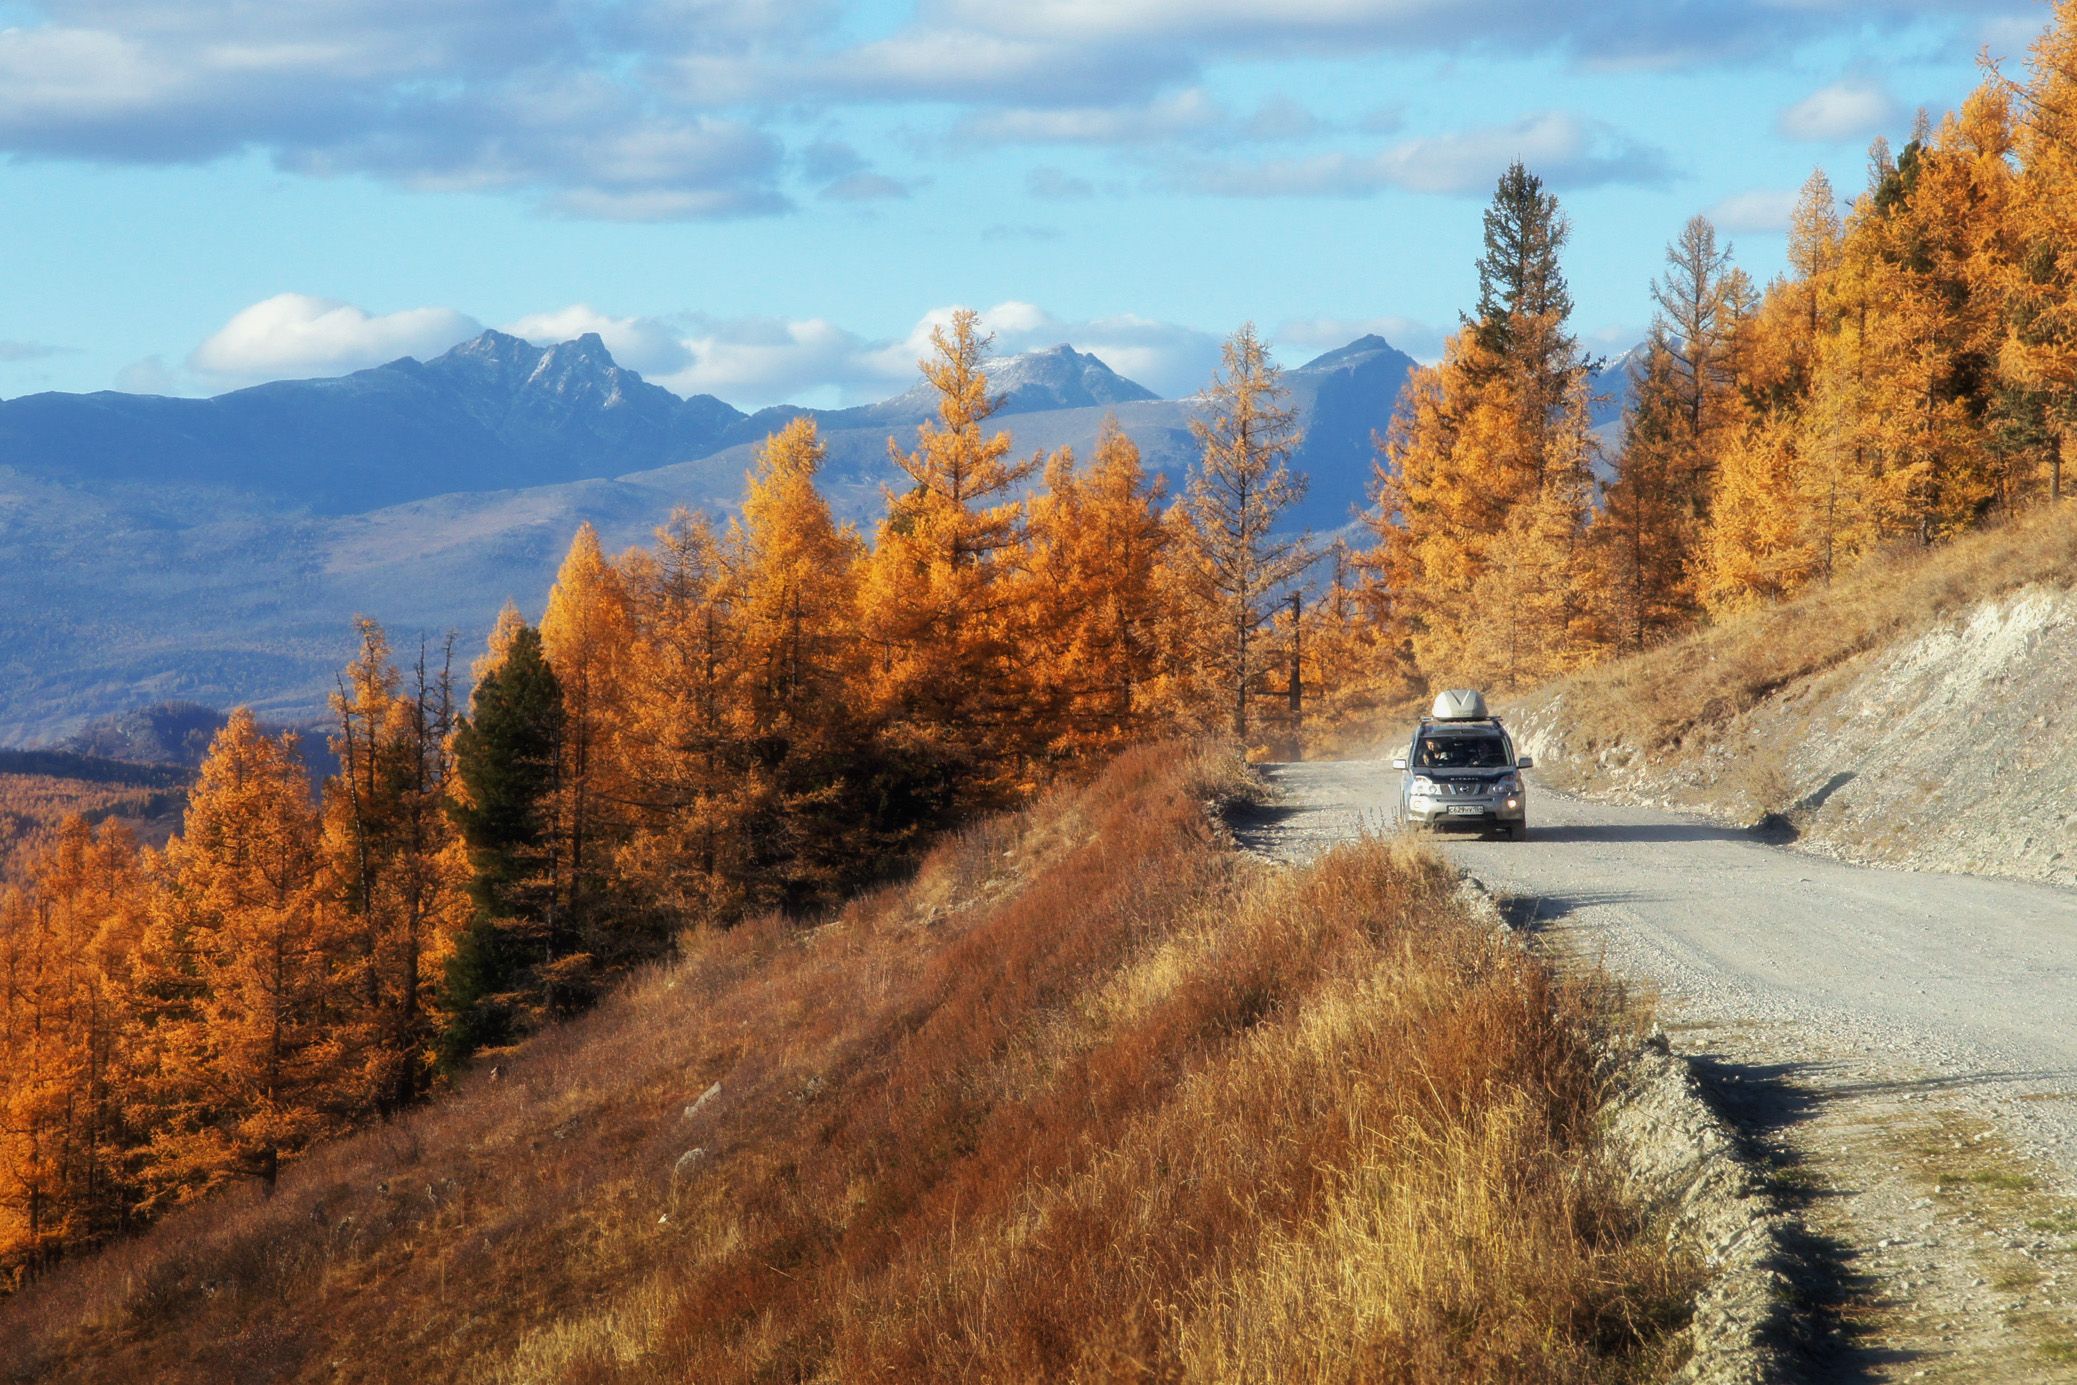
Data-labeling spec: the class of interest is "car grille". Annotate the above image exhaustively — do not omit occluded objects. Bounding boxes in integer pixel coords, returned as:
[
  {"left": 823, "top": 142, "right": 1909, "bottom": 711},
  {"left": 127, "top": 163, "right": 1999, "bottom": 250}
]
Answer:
[{"left": 1444, "top": 780, "right": 1488, "bottom": 796}]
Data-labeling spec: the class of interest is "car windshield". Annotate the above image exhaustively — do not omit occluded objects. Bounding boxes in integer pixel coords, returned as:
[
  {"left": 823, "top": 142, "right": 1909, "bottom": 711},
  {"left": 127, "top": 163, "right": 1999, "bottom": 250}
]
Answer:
[{"left": 1416, "top": 733, "right": 1509, "bottom": 769}]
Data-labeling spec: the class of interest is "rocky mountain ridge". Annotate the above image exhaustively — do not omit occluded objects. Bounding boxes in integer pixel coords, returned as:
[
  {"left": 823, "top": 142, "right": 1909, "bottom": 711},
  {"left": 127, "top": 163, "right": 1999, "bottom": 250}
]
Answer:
[{"left": 0, "top": 328, "right": 1417, "bottom": 743}]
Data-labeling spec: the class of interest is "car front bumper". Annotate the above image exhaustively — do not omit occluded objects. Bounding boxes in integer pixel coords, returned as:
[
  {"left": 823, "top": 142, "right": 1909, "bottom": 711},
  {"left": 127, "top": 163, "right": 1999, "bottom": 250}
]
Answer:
[{"left": 1405, "top": 795, "right": 1526, "bottom": 828}]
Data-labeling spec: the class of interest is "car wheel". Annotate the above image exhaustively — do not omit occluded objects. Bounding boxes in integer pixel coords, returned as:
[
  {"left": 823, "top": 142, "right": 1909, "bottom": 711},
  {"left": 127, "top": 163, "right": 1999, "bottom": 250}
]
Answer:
[{"left": 1508, "top": 820, "right": 1528, "bottom": 842}]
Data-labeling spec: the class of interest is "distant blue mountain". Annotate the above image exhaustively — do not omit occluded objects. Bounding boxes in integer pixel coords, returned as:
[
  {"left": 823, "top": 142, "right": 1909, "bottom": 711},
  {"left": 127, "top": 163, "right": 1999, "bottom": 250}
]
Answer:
[
  {"left": 0, "top": 333, "right": 1180, "bottom": 516},
  {"left": 0, "top": 331, "right": 745, "bottom": 513},
  {"left": 1283, "top": 334, "right": 1419, "bottom": 530},
  {"left": 0, "top": 329, "right": 1418, "bottom": 743}
]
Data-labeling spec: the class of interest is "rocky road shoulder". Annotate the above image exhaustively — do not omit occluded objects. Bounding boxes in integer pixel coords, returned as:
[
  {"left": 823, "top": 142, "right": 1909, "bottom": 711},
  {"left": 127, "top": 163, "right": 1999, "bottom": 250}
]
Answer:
[{"left": 1237, "top": 760, "right": 2077, "bottom": 1382}]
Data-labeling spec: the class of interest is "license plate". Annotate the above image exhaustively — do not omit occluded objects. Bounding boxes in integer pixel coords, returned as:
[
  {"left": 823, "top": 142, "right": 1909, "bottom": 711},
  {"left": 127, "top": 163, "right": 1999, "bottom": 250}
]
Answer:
[{"left": 1447, "top": 805, "right": 1483, "bottom": 817}]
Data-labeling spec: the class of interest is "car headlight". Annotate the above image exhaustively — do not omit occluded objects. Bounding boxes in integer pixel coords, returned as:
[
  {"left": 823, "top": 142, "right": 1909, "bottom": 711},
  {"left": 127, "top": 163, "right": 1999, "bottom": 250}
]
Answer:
[
  {"left": 1408, "top": 776, "right": 1439, "bottom": 795},
  {"left": 1495, "top": 774, "right": 1520, "bottom": 793}
]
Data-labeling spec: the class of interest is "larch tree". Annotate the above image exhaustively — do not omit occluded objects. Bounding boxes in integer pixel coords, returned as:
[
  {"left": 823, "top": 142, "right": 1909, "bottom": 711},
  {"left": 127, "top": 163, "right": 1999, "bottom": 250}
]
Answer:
[
  {"left": 0, "top": 820, "right": 146, "bottom": 1275},
  {"left": 1695, "top": 415, "right": 1815, "bottom": 616},
  {"left": 729, "top": 418, "right": 872, "bottom": 910},
  {"left": 323, "top": 619, "right": 466, "bottom": 1112},
  {"left": 129, "top": 711, "right": 348, "bottom": 1203},
  {"left": 0, "top": 873, "right": 74, "bottom": 1276},
  {"left": 1376, "top": 162, "right": 1601, "bottom": 687},
  {"left": 1597, "top": 343, "right": 1700, "bottom": 649},
  {"left": 1296, "top": 540, "right": 1418, "bottom": 753},
  {"left": 1596, "top": 216, "right": 1752, "bottom": 647},
  {"left": 1022, "top": 421, "right": 1170, "bottom": 760},
  {"left": 860, "top": 309, "right": 1039, "bottom": 800},
  {"left": 1180, "top": 323, "right": 1309, "bottom": 742},
  {"left": 612, "top": 509, "right": 747, "bottom": 920},
  {"left": 540, "top": 522, "right": 633, "bottom": 974},
  {"left": 1996, "top": 15, "right": 2077, "bottom": 502}
]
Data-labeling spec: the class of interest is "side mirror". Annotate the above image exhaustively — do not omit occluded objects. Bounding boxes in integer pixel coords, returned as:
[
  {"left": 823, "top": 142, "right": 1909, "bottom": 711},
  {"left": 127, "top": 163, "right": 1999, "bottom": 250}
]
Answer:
[
  {"left": 1391, "top": 757, "right": 1408, "bottom": 770},
  {"left": 1516, "top": 756, "right": 1535, "bottom": 770}
]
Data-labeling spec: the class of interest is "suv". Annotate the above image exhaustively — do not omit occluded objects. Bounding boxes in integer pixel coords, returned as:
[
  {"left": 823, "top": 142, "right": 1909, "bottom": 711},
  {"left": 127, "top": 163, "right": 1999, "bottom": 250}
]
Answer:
[{"left": 1392, "top": 689, "right": 1534, "bottom": 841}]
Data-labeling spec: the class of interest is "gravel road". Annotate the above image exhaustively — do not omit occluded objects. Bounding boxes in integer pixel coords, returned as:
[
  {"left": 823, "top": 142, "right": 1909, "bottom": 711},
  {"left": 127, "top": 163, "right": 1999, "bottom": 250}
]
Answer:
[{"left": 1243, "top": 759, "right": 2077, "bottom": 1382}]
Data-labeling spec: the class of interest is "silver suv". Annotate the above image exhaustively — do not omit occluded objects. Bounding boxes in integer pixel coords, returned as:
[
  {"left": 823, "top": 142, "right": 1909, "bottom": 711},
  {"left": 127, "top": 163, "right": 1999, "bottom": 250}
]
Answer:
[{"left": 1392, "top": 690, "right": 1533, "bottom": 841}]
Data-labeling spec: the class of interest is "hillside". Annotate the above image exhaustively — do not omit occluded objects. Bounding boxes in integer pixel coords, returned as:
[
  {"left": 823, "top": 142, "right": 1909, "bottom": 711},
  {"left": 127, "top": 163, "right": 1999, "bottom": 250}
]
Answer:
[
  {"left": 0, "top": 744, "right": 1695, "bottom": 1383},
  {"left": 0, "top": 332, "right": 745, "bottom": 514},
  {"left": 0, "top": 751, "right": 187, "bottom": 881},
  {"left": 1508, "top": 504, "right": 2077, "bottom": 888},
  {"left": 0, "top": 332, "right": 1413, "bottom": 746}
]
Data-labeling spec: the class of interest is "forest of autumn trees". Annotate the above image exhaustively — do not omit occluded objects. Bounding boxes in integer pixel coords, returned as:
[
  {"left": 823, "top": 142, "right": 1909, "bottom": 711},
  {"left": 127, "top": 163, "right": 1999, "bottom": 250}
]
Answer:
[
  {"left": 10, "top": 0, "right": 2077, "bottom": 1290},
  {"left": 1377, "top": 5, "right": 2077, "bottom": 683},
  {"left": 0, "top": 309, "right": 1349, "bottom": 1284}
]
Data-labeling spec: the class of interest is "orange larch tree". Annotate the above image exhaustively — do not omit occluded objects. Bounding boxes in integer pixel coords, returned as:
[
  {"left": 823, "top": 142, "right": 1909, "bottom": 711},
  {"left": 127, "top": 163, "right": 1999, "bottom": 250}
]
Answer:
[
  {"left": 1022, "top": 420, "right": 1170, "bottom": 761},
  {"left": 859, "top": 309, "right": 1040, "bottom": 801},
  {"left": 323, "top": 619, "right": 468, "bottom": 1112},
  {"left": 612, "top": 509, "right": 749, "bottom": 920},
  {"left": 1374, "top": 165, "right": 1602, "bottom": 688},
  {"left": 129, "top": 712, "right": 350, "bottom": 1204},
  {"left": 726, "top": 417, "right": 876, "bottom": 909},
  {"left": 540, "top": 522, "right": 634, "bottom": 973}
]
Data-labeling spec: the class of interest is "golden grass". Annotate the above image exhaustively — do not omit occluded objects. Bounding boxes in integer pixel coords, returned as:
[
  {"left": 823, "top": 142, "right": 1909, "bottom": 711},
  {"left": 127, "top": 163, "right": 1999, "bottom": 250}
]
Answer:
[
  {"left": 1530, "top": 502, "right": 2077, "bottom": 755},
  {"left": 0, "top": 741, "right": 1690, "bottom": 1384}
]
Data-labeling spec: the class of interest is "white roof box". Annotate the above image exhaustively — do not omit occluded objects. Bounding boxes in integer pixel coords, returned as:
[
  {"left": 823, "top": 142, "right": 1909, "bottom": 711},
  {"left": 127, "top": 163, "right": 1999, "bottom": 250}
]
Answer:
[{"left": 1430, "top": 688, "right": 1490, "bottom": 721}]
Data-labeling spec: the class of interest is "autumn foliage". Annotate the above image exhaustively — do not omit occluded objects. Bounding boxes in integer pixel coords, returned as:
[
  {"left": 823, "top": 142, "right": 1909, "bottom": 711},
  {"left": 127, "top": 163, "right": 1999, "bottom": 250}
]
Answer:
[
  {"left": 0, "top": 310, "right": 1330, "bottom": 1282},
  {"left": 1366, "top": 8, "right": 2077, "bottom": 692},
  {"left": 0, "top": 745, "right": 1689, "bottom": 1384},
  {"left": 11, "top": 0, "right": 2077, "bottom": 1309}
]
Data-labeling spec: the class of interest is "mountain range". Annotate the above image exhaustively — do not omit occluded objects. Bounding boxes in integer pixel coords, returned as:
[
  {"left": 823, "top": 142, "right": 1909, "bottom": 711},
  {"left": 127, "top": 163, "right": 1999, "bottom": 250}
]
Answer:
[{"left": 2, "top": 327, "right": 1633, "bottom": 745}]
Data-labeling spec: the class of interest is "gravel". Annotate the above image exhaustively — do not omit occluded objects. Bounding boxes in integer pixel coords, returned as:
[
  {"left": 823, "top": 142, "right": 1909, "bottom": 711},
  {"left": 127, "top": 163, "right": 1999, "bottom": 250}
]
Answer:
[{"left": 1243, "top": 759, "right": 2077, "bottom": 1380}]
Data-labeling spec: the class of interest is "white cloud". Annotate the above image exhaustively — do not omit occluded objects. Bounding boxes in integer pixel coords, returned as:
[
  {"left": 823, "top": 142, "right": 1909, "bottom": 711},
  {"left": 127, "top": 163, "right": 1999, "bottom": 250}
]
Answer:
[
  {"left": 1707, "top": 187, "right": 1800, "bottom": 234},
  {"left": 652, "top": 301, "right": 1226, "bottom": 406},
  {"left": 803, "top": 28, "right": 1187, "bottom": 105},
  {"left": 113, "top": 355, "right": 193, "bottom": 395},
  {"left": 818, "top": 171, "right": 915, "bottom": 201},
  {"left": 168, "top": 294, "right": 1376, "bottom": 411},
  {"left": 189, "top": 293, "right": 482, "bottom": 381},
  {"left": 930, "top": 0, "right": 2038, "bottom": 70},
  {"left": 0, "top": 340, "right": 64, "bottom": 363},
  {"left": 0, "top": 2, "right": 791, "bottom": 217},
  {"left": 656, "top": 316, "right": 884, "bottom": 403},
  {"left": 1027, "top": 165, "right": 1097, "bottom": 199},
  {"left": 960, "top": 88, "right": 1328, "bottom": 149},
  {"left": 1183, "top": 111, "right": 1671, "bottom": 198},
  {"left": 1778, "top": 78, "right": 1900, "bottom": 143},
  {"left": 502, "top": 305, "right": 691, "bottom": 376},
  {"left": 963, "top": 88, "right": 1224, "bottom": 145}
]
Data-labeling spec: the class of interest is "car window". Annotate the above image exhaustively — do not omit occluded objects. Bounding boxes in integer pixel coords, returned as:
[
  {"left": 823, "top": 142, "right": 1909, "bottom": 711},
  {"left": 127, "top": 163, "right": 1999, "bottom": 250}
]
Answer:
[{"left": 1416, "top": 734, "right": 1509, "bottom": 769}]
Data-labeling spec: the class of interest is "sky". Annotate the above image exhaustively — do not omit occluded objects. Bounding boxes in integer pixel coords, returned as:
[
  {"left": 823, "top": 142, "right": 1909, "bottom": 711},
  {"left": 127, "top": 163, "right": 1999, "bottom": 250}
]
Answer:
[{"left": 0, "top": 0, "right": 2052, "bottom": 409}]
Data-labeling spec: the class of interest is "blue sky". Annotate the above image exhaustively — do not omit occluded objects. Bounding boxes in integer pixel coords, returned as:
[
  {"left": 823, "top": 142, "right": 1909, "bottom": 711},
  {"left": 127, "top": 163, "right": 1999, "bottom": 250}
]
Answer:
[{"left": 0, "top": 0, "right": 2048, "bottom": 408}]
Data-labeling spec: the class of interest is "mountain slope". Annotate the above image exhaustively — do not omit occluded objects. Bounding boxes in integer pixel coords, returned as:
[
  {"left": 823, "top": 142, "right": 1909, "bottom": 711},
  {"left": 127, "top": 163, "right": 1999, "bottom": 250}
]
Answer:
[
  {"left": 0, "top": 744, "right": 1690, "bottom": 1383},
  {"left": 0, "top": 332, "right": 747, "bottom": 513},
  {"left": 1283, "top": 334, "right": 1417, "bottom": 529},
  {"left": 0, "top": 331, "right": 1417, "bottom": 743}
]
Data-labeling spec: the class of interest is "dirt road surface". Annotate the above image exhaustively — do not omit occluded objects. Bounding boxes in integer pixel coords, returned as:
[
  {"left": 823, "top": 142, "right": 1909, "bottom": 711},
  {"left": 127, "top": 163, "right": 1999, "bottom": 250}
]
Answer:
[{"left": 1242, "top": 759, "right": 2077, "bottom": 1383}]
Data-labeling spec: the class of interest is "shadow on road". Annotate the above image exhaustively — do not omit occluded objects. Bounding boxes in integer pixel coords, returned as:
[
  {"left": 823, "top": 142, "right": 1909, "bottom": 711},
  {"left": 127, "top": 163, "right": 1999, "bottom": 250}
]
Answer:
[
  {"left": 1685, "top": 1053, "right": 1926, "bottom": 1382},
  {"left": 1494, "top": 890, "right": 1656, "bottom": 932},
  {"left": 1529, "top": 821, "right": 1758, "bottom": 845}
]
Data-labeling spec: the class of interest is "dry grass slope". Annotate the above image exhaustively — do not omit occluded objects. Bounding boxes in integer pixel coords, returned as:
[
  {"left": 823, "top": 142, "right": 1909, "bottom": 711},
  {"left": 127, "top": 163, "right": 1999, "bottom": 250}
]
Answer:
[
  {"left": 0, "top": 742, "right": 1691, "bottom": 1384},
  {"left": 1533, "top": 503, "right": 2077, "bottom": 756}
]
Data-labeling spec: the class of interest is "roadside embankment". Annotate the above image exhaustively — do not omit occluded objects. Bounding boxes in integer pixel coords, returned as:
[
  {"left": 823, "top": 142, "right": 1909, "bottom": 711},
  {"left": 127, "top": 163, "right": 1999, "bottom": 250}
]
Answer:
[
  {"left": 1508, "top": 506, "right": 2077, "bottom": 888},
  {"left": 2, "top": 742, "right": 1696, "bottom": 1384}
]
